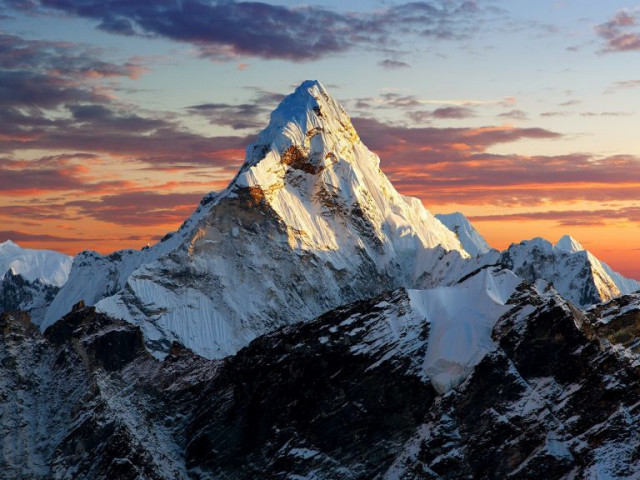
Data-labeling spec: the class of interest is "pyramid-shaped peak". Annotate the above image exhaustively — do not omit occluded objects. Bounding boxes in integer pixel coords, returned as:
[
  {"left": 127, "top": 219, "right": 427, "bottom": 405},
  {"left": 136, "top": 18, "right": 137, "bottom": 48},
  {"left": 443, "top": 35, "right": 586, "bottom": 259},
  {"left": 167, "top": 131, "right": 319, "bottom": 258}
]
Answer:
[
  {"left": 0, "top": 239, "right": 18, "bottom": 249},
  {"left": 264, "top": 80, "right": 352, "bottom": 135},
  {"left": 234, "top": 80, "right": 363, "bottom": 187},
  {"left": 555, "top": 234, "right": 584, "bottom": 253},
  {"left": 438, "top": 212, "right": 470, "bottom": 225},
  {"left": 435, "top": 212, "right": 491, "bottom": 257}
]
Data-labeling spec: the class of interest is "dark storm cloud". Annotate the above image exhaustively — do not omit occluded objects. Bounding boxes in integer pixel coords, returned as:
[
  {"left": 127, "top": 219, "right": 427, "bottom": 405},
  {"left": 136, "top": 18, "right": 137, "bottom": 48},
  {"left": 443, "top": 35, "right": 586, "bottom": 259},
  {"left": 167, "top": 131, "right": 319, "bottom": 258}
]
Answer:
[{"left": 29, "top": 0, "right": 491, "bottom": 61}]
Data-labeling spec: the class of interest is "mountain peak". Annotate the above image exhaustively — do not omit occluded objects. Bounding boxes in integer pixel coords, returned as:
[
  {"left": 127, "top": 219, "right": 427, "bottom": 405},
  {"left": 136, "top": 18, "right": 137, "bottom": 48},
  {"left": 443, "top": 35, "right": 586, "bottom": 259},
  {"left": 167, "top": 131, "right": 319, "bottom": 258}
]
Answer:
[
  {"left": 267, "top": 80, "right": 329, "bottom": 126},
  {"left": 233, "top": 80, "right": 361, "bottom": 189},
  {"left": 435, "top": 212, "right": 491, "bottom": 257},
  {"left": 0, "top": 240, "right": 19, "bottom": 249},
  {"left": 555, "top": 234, "right": 584, "bottom": 253},
  {"left": 223, "top": 79, "right": 465, "bottom": 258},
  {"left": 61, "top": 80, "right": 471, "bottom": 358}
]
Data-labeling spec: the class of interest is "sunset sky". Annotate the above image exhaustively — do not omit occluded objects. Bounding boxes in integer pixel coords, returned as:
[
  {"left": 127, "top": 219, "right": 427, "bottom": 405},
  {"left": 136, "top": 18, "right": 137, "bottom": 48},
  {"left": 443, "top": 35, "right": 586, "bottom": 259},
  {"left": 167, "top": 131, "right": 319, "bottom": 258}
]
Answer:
[{"left": 2, "top": 0, "right": 640, "bottom": 278}]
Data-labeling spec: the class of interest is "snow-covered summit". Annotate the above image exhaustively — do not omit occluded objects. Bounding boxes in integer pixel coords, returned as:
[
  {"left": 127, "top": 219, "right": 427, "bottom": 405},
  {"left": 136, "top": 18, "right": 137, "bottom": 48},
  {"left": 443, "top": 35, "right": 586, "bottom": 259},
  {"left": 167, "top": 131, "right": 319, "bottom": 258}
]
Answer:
[
  {"left": 555, "top": 234, "right": 584, "bottom": 253},
  {"left": 553, "top": 234, "right": 640, "bottom": 295},
  {"left": 0, "top": 240, "right": 72, "bottom": 287},
  {"left": 226, "top": 79, "right": 466, "bottom": 256},
  {"left": 236, "top": 80, "right": 359, "bottom": 177},
  {"left": 435, "top": 212, "right": 492, "bottom": 257}
]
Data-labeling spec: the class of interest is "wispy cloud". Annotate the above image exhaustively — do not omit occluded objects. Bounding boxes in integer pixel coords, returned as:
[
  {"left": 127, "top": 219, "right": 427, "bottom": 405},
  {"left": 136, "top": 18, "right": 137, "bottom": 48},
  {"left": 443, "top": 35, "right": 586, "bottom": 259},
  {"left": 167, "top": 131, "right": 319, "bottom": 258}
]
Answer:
[
  {"left": 498, "top": 109, "right": 528, "bottom": 120},
  {"left": 378, "top": 59, "right": 410, "bottom": 69},
  {"left": 66, "top": 191, "right": 206, "bottom": 226},
  {"left": 596, "top": 10, "right": 640, "bottom": 53},
  {"left": 605, "top": 79, "right": 640, "bottom": 94},
  {"left": 353, "top": 117, "right": 640, "bottom": 208},
  {"left": 470, "top": 206, "right": 640, "bottom": 227}
]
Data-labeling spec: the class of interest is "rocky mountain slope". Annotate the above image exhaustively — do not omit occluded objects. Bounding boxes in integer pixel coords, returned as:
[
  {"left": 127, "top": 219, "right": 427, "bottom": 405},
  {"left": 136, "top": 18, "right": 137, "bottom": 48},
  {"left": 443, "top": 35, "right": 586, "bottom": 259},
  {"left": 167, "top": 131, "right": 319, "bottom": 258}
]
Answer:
[
  {"left": 45, "top": 81, "right": 470, "bottom": 359},
  {"left": 4, "top": 267, "right": 640, "bottom": 479},
  {"left": 385, "top": 283, "right": 640, "bottom": 479}
]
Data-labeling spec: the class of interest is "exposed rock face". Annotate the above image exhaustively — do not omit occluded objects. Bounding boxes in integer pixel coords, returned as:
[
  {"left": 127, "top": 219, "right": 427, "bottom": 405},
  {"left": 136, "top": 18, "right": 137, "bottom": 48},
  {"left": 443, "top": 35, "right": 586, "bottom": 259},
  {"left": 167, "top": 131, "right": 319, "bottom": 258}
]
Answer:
[
  {"left": 385, "top": 284, "right": 640, "bottom": 479},
  {"left": 585, "top": 292, "right": 640, "bottom": 357},
  {"left": 1, "top": 292, "right": 438, "bottom": 479},
  {"left": 186, "top": 290, "right": 438, "bottom": 478},
  {"left": 0, "top": 270, "right": 59, "bottom": 324},
  {"left": 0, "top": 304, "right": 215, "bottom": 479},
  {"left": 5, "top": 273, "right": 640, "bottom": 479}
]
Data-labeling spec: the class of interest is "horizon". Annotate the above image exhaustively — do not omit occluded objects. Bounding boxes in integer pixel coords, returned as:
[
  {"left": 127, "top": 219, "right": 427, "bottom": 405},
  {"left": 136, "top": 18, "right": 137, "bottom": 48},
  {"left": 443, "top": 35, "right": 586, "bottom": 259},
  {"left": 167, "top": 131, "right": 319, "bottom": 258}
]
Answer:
[{"left": 2, "top": 1, "right": 640, "bottom": 279}]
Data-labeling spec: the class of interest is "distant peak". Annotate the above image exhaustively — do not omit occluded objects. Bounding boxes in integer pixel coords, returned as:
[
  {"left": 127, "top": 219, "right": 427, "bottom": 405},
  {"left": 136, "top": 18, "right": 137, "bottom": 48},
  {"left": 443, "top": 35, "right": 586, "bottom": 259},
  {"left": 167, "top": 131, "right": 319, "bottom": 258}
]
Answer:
[
  {"left": 520, "top": 237, "right": 553, "bottom": 251},
  {"left": 437, "top": 212, "right": 469, "bottom": 224},
  {"left": 0, "top": 239, "right": 19, "bottom": 249},
  {"left": 435, "top": 212, "right": 491, "bottom": 257},
  {"left": 555, "top": 235, "right": 584, "bottom": 253}
]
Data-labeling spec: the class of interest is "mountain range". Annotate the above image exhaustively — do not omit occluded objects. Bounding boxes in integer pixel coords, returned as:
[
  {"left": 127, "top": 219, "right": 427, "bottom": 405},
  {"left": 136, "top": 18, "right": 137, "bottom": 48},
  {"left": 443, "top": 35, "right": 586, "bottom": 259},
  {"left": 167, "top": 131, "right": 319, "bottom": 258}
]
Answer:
[{"left": 2, "top": 80, "right": 640, "bottom": 479}]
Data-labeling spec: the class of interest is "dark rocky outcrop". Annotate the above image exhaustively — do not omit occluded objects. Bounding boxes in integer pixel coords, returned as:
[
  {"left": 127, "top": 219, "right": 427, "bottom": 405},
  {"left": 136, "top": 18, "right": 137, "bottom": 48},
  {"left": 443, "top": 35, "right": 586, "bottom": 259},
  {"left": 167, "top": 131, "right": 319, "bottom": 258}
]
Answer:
[
  {"left": 386, "top": 285, "right": 640, "bottom": 479},
  {"left": 3, "top": 285, "right": 640, "bottom": 479},
  {"left": 0, "top": 269, "right": 59, "bottom": 324}
]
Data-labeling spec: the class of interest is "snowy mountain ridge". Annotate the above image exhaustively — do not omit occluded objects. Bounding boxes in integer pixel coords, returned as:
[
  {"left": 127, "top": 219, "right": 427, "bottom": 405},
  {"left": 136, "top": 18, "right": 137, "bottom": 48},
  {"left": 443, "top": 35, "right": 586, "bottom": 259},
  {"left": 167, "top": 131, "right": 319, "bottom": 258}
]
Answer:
[
  {"left": 0, "top": 240, "right": 72, "bottom": 288},
  {"left": 0, "top": 241, "right": 73, "bottom": 324},
  {"left": 434, "top": 211, "right": 639, "bottom": 306},
  {"left": 499, "top": 236, "right": 635, "bottom": 306}
]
